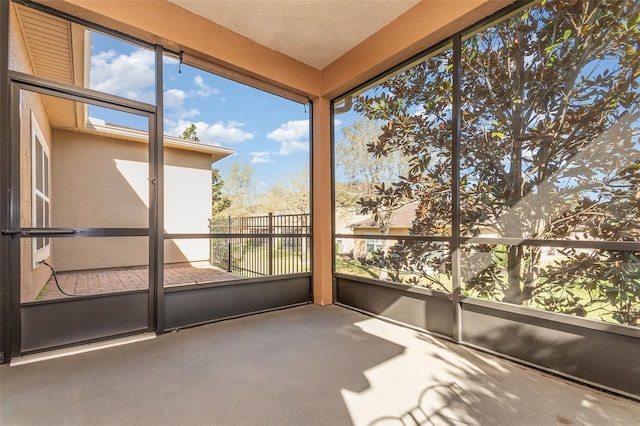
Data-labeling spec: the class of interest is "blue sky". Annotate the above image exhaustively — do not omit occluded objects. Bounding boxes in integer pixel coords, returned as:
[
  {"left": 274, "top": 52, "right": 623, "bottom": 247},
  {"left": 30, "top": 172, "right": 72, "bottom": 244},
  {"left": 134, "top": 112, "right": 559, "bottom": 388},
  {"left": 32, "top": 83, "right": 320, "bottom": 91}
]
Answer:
[{"left": 88, "top": 31, "right": 310, "bottom": 190}]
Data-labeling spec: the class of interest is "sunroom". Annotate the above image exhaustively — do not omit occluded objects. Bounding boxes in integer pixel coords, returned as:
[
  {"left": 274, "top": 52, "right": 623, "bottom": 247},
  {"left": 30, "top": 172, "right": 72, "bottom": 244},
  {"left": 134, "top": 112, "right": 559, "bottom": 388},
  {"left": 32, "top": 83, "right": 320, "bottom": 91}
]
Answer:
[{"left": 1, "top": 0, "right": 638, "bottom": 420}]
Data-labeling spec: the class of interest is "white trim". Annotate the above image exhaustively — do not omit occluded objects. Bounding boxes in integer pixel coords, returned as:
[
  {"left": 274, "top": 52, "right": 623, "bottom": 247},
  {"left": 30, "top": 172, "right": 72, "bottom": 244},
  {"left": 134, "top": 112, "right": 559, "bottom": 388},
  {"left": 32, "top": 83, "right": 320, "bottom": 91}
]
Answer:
[
  {"left": 10, "top": 333, "right": 157, "bottom": 366},
  {"left": 31, "top": 111, "right": 50, "bottom": 268},
  {"left": 86, "top": 117, "right": 234, "bottom": 158}
]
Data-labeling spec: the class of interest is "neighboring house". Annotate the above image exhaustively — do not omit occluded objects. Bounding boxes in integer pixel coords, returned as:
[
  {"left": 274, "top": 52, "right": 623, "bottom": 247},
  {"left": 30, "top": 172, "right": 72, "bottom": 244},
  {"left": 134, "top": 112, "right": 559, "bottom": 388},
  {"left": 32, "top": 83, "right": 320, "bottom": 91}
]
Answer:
[
  {"left": 333, "top": 207, "right": 366, "bottom": 256},
  {"left": 348, "top": 202, "right": 417, "bottom": 259},
  {"left": 10, "top": 4, "right": 233, "bottom": 302}
]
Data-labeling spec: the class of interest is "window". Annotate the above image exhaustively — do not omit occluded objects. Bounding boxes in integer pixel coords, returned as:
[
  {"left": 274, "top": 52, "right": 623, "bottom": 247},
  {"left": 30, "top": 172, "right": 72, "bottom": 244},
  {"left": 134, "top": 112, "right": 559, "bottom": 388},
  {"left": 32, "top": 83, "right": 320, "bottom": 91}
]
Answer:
[
  {"left": 365, "top": 239, "right": 383, "bottom": 254},
  {"left": 31, "top": 112, "right": 50, "bottom": 267},
  {"left": 333, "top": 0, "right": 640, "bottom": 326}
]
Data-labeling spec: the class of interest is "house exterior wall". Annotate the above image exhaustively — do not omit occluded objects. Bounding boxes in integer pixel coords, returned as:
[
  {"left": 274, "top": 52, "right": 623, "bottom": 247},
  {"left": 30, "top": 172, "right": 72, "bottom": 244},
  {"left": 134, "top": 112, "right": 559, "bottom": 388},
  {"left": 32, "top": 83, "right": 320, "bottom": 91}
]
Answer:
[
  {"left": 51, "top": 129, "right": 213, "bottom": 271},
  {"left": 164, "top": 148, "right": 213, "bottom": 264},
  {"left": 351, "top": 226, "right": 410, "bottom": 260},
  {"left": 10, "top": 4, "right": 54, "bottom": 302}
]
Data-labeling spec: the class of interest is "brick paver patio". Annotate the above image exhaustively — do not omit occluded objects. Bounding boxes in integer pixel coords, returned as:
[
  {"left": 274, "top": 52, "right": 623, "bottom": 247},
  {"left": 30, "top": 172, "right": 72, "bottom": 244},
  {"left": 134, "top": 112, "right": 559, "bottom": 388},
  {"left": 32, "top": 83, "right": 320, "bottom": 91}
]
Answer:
[{"left": 37, "top": 262, "right": 239, "bottom": 301}]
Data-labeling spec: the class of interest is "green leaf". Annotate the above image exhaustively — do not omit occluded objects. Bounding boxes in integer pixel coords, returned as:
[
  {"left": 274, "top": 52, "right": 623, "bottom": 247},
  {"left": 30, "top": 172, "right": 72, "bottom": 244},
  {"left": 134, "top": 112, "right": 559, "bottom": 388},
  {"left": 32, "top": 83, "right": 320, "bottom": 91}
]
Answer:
[
  {"left": 563, "top": 29, "right": 572, "bottom": 40},
  {"left": 544, "top": 43, "right": 560, "bottom": 53}
]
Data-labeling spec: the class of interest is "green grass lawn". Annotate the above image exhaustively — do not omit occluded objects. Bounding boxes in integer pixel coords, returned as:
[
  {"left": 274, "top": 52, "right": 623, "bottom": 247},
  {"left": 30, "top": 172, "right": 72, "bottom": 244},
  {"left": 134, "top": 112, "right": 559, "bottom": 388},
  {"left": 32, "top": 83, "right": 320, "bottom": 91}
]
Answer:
[
  {"left": 335, "top": 256, "right": 452, "bottom": 293},
  {"left": 231, "top": 245, "right": 310, "bottom": 276}
]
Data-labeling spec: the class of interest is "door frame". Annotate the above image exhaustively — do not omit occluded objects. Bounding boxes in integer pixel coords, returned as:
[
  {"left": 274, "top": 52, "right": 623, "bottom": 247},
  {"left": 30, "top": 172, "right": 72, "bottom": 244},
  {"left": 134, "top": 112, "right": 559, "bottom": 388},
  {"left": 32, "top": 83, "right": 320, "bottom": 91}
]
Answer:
[{"left": 6, "top": 71, "right": 160, "bottom": 358}]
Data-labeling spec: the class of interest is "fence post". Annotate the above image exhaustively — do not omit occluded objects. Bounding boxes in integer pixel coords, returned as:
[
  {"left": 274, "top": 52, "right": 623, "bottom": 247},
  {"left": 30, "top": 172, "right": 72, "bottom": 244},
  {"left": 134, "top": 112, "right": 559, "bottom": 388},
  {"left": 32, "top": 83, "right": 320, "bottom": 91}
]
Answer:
[
  {"left": 227, "top": 215, "right": 232, "bottom": 272},
  {"left": 268, "top": 213, "right": 273, "bottom": 275},
  {"left": 208, "top": 218, "right": 213, "bottom": 267}
]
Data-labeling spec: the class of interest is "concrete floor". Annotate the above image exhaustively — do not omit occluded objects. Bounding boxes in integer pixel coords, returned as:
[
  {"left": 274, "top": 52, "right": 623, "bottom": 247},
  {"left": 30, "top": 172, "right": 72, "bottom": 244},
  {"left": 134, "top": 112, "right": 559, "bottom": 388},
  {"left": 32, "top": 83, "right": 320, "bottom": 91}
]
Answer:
[{"left": 1, "top": 305, "right": 638, "bottom": 425}]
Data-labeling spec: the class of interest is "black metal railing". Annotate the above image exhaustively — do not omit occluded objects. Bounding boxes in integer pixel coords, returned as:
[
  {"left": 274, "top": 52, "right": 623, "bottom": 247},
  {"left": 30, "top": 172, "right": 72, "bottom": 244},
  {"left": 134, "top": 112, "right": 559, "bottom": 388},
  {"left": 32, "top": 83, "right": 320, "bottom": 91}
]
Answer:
[{"left": 209, "top": 213, "right": 311, "bottom": 278}]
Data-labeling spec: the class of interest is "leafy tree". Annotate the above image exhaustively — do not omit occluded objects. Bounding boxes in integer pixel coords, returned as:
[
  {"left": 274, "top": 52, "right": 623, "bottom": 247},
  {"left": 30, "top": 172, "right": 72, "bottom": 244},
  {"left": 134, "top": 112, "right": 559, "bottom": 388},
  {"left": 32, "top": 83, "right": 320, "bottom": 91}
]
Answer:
[
  {"left": 335, "top": 118, "right": 412, "bottom": 230},
  {"left": 181, "top": 123, "right": 199, "bottom": 141},
  {"left": 211, "top": 169, "right": 231, "bottom": 217},
  {"left": 258, "top": 165, "right": 310, "bottom": 214},
  {"left": 352, "top": 0, "right": 640, "bottom": 325},
  {"left": 221, "top": 161, "right": 257, "bottom": 217},
  {"left": 336, "top": 118, "right": 408, "bottom": 201}
]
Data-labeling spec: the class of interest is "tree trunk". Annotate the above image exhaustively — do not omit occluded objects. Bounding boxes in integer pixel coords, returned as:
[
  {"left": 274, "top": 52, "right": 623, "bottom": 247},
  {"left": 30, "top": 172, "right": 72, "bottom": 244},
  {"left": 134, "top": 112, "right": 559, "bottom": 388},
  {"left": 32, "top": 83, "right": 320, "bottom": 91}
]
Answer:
[
  {"left": 503, "top": 245, "right": 525, "bottom": 304},
  {"left": 503, "top": 245, "right": 541, "bottom": 304}
]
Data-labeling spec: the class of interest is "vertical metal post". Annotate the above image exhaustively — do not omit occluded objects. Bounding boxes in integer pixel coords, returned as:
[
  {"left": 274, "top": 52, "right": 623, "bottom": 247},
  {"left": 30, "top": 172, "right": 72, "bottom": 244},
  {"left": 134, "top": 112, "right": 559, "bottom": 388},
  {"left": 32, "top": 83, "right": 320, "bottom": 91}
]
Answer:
[
  {"left": 0, "top": 0, "right": 12, "bottom": 362},
  {"left": 7, "top": 84, "right": 22, "bottom": 358},
  {"left": 268, "top": 212, "right": 273, "bottom": 276},
  {"left": 227, "top": 215, "right": 232, "bottom": 272},
  {"left": 451, "top": 35, "right": 463, "bottom": 343},
  {"left": 153, "top": 44, "right": 165, "bottom": 333}
]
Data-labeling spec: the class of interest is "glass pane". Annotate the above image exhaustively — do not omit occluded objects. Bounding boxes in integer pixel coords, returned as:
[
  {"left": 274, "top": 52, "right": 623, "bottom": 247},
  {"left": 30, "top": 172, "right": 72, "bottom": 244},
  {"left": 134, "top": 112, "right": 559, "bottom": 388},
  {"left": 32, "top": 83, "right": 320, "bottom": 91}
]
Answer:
[
  {"left": 9, "top": 4, "right": 155, "bottom": 104},
  {"left": 162, "top": 56, "right": 311, "bottom": 279},
  {"left": 334, "top": 47, "right": 453, "bottom": 239},
  {"left": 35, "top": 196, "right": 43, "bottom": 228},
  {"left": 19, "top": 89, "right": 150, "bottom": 228},
  {"left": 43, "top": 150, "right": 49, "bottom": 197},
  {"left": 162, "top": 56, "right": 310, "bottom": 235},
  {"left": 21, "top": 237, "right": 149, "bottom": 303},
  {"left": 460, "top": 0, "right": 640, "bottom": 242},
  {"left": 461, "top": 244, "right": 639, "bottom": 327},
  {"left": 335, "top": 238, "right": 451, "bottom": 293},
  {"left": 44, "top": 201, "right": 49, "bottom": 227},
  {"left": 35, "top": 140, "right": 43, "bottom": 193}
]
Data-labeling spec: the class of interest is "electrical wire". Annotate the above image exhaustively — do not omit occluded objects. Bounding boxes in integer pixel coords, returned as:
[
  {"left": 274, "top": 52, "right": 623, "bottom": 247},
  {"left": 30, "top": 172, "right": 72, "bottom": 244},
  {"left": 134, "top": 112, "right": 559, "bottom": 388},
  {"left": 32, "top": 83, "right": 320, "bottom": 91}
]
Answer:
[{"left": 40, "top": 261, "right": 76, "bottom": 297}]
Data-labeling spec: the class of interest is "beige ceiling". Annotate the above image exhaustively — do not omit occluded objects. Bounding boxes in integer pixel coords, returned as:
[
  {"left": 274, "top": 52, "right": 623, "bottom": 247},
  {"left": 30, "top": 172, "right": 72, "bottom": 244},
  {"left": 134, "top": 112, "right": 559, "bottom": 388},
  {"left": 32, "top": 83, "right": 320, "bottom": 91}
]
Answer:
[{"left": 168, "top": 0, "right": 421, "bottom": 70}]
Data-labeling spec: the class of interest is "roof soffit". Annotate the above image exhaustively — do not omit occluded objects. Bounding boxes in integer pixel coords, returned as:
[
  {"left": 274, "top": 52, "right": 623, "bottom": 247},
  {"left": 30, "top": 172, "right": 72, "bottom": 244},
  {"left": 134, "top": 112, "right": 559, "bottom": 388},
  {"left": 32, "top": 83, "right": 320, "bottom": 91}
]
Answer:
[{"left": 167, "top": 0, "right": 421, "bottom": 70}]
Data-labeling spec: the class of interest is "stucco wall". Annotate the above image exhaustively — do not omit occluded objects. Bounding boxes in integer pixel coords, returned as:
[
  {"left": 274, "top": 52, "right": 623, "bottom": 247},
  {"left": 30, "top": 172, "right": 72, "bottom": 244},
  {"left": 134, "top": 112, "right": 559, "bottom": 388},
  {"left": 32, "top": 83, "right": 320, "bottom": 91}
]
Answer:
[
  {"left": 10, "top": 4, "right": 54, "bottom": 302},
  {"left": 164, "top": 148, "right": 213, "bottom": 264},
  {"left": 51, "top": 129, "right": 213, "bottom": 271},
  {"left": 351, "top": 226, "right": 410, "bottom": 260}
]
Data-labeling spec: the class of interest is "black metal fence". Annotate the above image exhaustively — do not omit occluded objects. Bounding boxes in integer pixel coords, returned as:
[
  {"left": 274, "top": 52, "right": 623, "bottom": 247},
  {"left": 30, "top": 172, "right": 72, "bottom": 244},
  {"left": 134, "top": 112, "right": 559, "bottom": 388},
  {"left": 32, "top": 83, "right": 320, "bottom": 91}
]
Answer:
[{"left": 209, "top": 213, "right": 311, "bottom": 278}]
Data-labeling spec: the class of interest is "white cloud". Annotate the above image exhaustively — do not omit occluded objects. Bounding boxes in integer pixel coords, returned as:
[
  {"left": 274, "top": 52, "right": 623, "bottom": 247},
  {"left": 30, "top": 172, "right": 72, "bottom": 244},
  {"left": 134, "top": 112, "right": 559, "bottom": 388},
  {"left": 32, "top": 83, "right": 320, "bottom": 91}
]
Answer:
[
  {"left": 250, "top": 151, "right": 272, "bottom": 164},
  {"left": 90, "top": 48, "right": 155, "bottom": 102},
  {"left": 176, "top": 109, "right": 201, "bottom": 120},
  {"left": 193, "top": 75, "right": 220, "bottom": 97},
  {"left": 279, "top": 141, "right": 309, "bottom": 155},
  {"left": 165, "top": 119, "right": 254, "bottom": 144},
  {"left": 163, "top": 88, "right": 200, "bottom": 120},
  {"left": 267, "top": 120, "right": 309, "bottom": 155},
  {"left": 163, "top": 77, "right": 222, "bottom": 121},
  {"left": 164, "top": 89, "right": 186, "bottom": 108}
]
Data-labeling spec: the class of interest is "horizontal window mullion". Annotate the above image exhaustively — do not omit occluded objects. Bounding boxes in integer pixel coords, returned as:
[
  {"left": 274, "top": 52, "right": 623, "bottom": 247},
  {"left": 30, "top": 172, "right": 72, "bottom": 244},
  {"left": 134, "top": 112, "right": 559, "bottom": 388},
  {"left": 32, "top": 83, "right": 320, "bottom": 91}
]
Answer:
[
  {"left": 459, "top": 237, "right": 640, "bottom": 251},
  {"left": 19, "top": 228, "right": 149, "bottom": 238},
  {"left": 166, "top": 233, "right": 311, "bottom": 239},
  {"left": 335, "top": 234, "right": 452, "bottom": 242}
]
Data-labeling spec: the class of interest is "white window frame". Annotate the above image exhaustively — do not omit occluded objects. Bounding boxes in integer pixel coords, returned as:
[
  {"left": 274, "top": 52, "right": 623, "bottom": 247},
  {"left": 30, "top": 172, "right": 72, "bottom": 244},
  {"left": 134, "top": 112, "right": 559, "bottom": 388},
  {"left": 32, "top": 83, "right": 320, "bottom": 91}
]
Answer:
[
  {"left": 31, "top": 112, "right": 51, "bottom": 268},
  {"left": 365, "top": 239, "right": 383, "bottom": 254}
]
